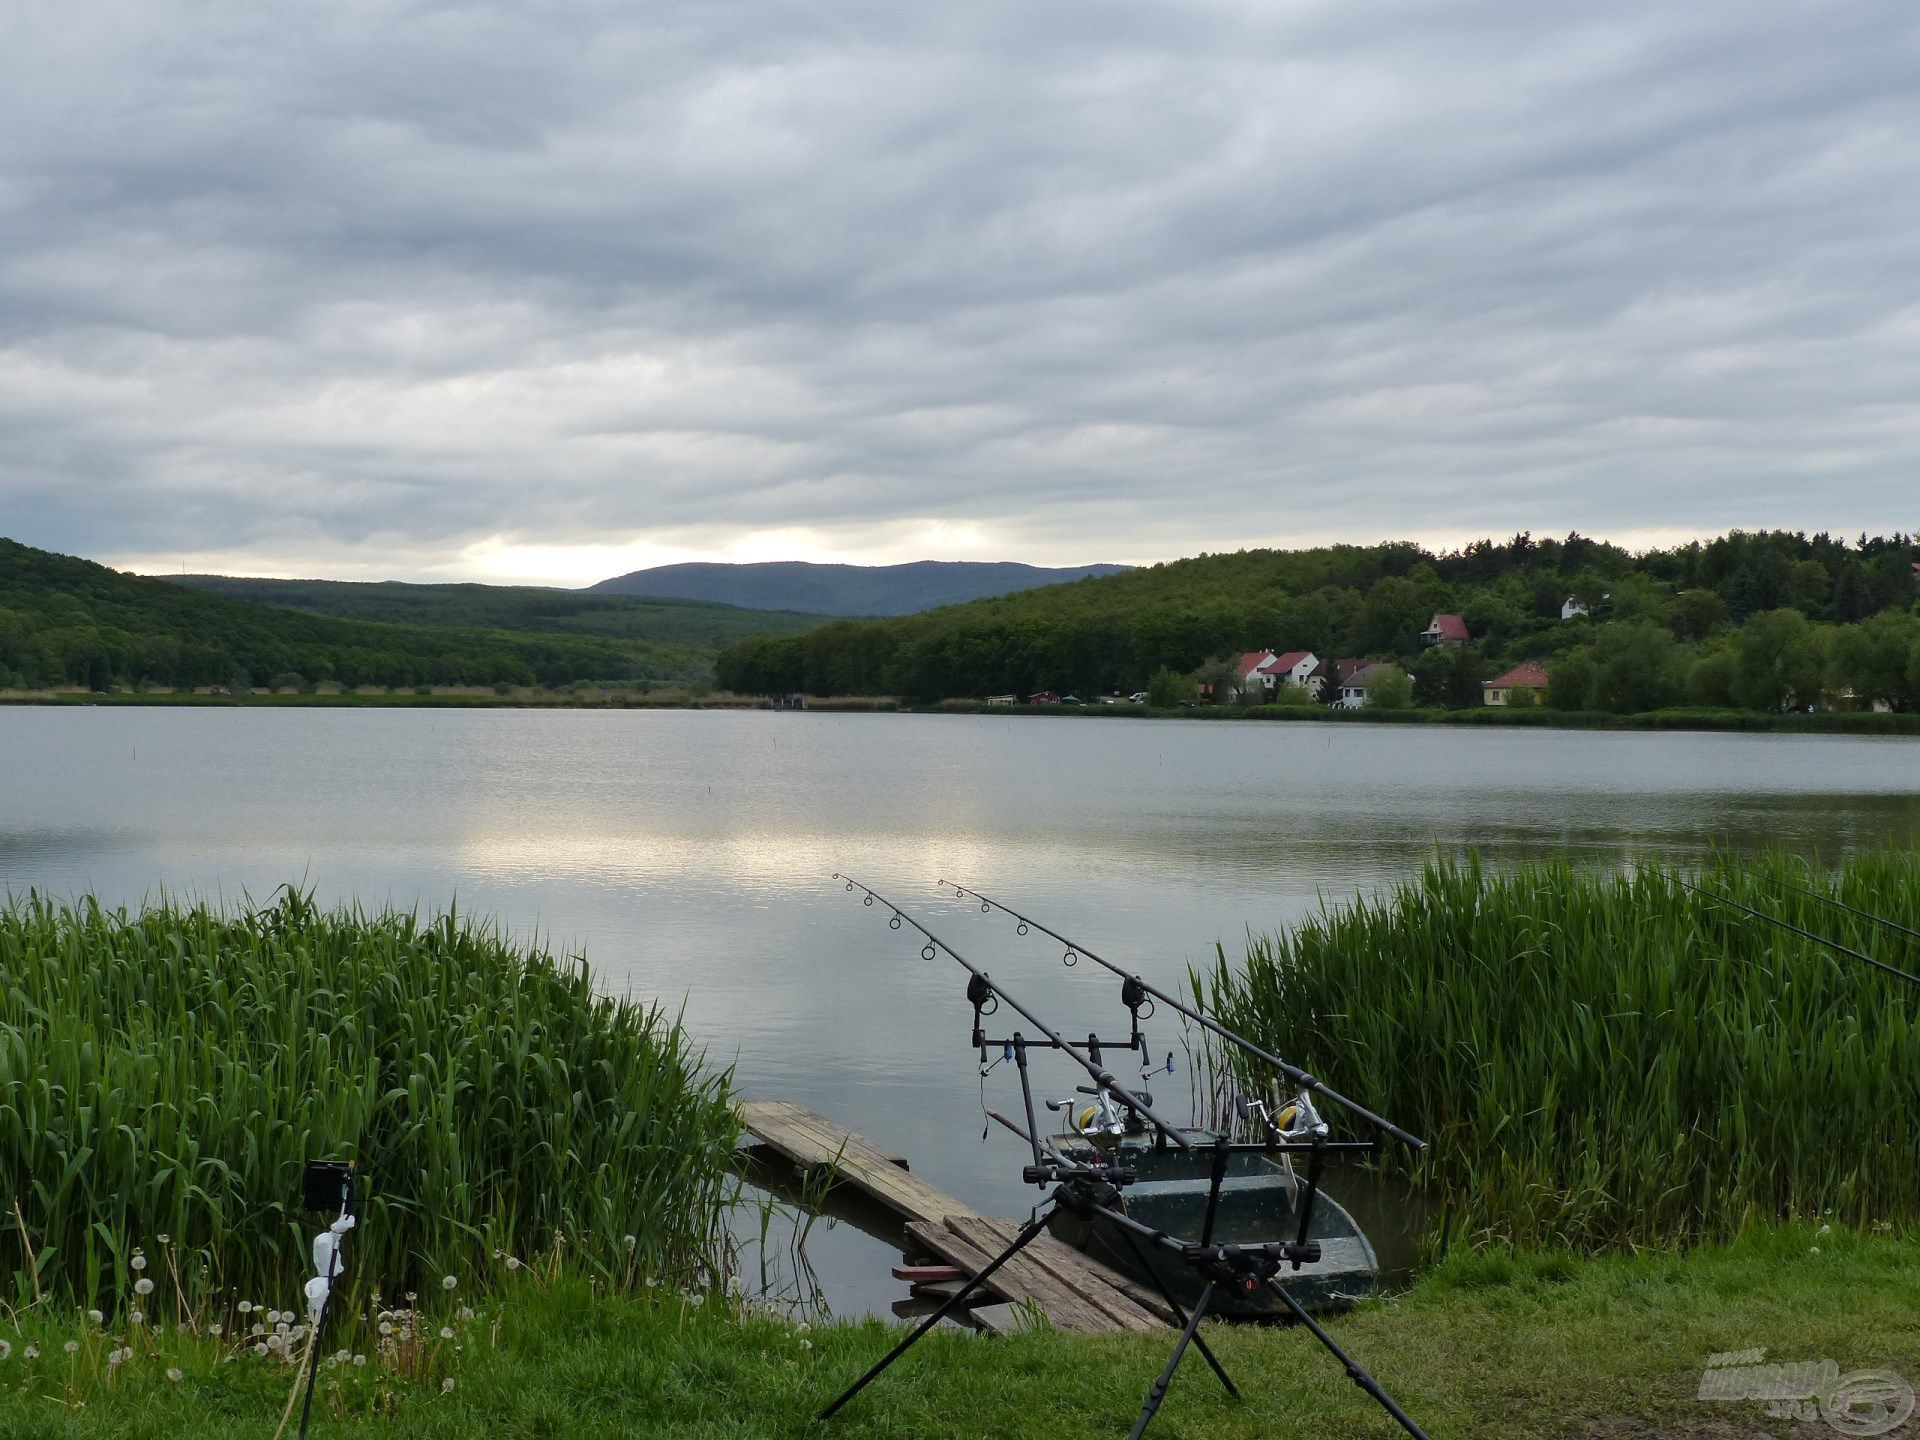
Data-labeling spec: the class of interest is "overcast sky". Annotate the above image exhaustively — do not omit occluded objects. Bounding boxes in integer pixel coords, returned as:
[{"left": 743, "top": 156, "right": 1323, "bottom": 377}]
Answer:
[{"left": 3, "top": 2, "right": 1917, "bottom": 585}]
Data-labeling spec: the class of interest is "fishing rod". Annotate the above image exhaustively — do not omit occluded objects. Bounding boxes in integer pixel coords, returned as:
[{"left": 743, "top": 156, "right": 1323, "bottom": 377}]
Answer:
[
  {"left": 825, "top": 874, "right": 1431, "bottom": 1440},
  {"left": 833, "top": 875, "right": 1195, "bottom": 1152},
  {"left": 1679, "top": 878, "right": 1920, "bottom": 990},
  {"left": 941, "top": 881, "right": 1426, "bottom": 1152},
  {"left": 1770, "top": 877, "right": 1920, "bottom": 948}
]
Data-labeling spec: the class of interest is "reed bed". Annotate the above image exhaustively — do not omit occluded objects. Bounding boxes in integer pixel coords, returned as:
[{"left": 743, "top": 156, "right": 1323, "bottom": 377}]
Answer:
[
  {"left": 1202, "top": 850, "right": 1920, "bottom": 1252},
  {"left": 0, "top": 888, "right": 738, "bottom": 1311}
]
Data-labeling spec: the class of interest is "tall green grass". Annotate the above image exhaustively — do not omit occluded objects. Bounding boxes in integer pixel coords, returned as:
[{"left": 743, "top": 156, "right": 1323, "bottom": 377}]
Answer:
[
  {"left": 0, "top": 889, "right": 738, "bottom": 1309},
  {"left": 1202, "top": 850, "right": 1920, "bottom": 1251}
]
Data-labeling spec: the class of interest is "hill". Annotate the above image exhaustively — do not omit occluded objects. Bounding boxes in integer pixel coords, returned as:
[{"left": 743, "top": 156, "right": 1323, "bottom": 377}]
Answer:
[
  {"left": 587, "top": 559, "right": 1131, "bottom": 616},
  {"left": 716, "top": 531, "right": 1920, "bottom": 713},
  {"left": 169, "top": 574, "right": 827, "bottom": 649},
  {"left": 0, "top": 539, "right": 720, "bottom": 691}
]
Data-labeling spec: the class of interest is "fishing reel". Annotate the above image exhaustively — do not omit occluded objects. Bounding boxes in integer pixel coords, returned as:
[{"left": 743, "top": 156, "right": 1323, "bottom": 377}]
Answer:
[
  {"left": 1048, "top": 1086, "right": 1126, "bottom": 1146},
  {"left": 1239, "top": 1090, "right": 1328, "bottom": 1148}
]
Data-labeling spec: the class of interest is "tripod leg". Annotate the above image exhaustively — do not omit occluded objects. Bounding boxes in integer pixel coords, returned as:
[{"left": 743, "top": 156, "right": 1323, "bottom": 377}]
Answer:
[
  {"left": 1114, "top": 1229, "right": 1238, "bottom": 1399},
  {"left": 819, "top": 1210, "right": 1051, "bottom": 1420},
  {"left": 1266, "top": 1279, "right": 1431, "bottom": 1440},
  {"left": 1125, "top": 1281, "right": 1216, "bottom": 1440}
]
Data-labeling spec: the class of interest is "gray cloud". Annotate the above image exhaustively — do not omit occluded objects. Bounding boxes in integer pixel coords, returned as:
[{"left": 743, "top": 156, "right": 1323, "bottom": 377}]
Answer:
[{"left": 1, "top": 0, "right": 1917, "bottom": 582}]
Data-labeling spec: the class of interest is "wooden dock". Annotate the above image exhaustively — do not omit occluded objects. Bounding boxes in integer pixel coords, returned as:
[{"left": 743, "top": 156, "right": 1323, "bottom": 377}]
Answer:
[{"left": 737, "top": 1100, "right": 1171, "bottom": 1334}]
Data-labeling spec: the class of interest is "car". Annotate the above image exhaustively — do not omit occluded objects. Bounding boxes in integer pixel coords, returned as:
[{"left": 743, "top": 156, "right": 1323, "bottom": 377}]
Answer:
[{"left": 1128, "top": 692, "right": 1148, "bottom": 703}]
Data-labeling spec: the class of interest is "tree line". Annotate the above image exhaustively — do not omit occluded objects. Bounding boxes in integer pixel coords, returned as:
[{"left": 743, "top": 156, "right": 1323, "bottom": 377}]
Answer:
[
  {"left": 717, "top": 530, "right": 1920, "bottom": 713},
  {"left": 0, "top": 539, "right": 693, "bottom": 692}
]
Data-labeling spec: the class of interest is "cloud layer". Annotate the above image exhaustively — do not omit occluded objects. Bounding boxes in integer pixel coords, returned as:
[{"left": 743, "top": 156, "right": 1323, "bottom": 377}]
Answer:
[{"left": 3, "top": 1, "right": 1917, "bottom": 582}]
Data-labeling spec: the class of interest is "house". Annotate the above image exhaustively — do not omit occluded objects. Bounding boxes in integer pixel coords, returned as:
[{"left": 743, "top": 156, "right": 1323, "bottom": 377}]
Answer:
[
  {"left": 1234, "top": 648, "right": 1320, "bottom": 699},
  {"left": 1233, "top": 650, "right": 1284, "bottom": 696},
  {"left": 1421, "top": 613, "right": 1471, "bottom": 646},
  {"left": 1483, "top": 661, "right": 1550, "bottom": 706},
  {"left": 985, "top": 694, "right": 1017, "bottom": 705},
  {"left": 1336, "top": 660, "right": 1390, "bottom": 708},
  {"left": 1270, "top": 650, "right": 1320, "bottom": 691},
  {"left": 1027, "top": 690, "right": 1060, "bottom": 705},
  {"left": 1560, "top": 597, "right": 1589, "bottom": 621}
]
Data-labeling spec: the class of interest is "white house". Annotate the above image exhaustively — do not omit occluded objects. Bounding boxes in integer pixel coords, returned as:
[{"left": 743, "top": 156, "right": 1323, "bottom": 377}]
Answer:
[
  {"left": 1336, "top": 661, "right": 1390, "bottom": 708},
  {"left": 1234, "top": 649, "right": 1319, "bottom": 700},
  {"left": 1270, "top": 649, "right": 1320, "bottom": 691},
  {"left": 1560, "top": 596, "right": 1588, "bottom": 620}
]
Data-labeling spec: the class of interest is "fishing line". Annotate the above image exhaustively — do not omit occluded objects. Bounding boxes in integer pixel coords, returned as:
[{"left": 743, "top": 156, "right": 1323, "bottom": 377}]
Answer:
[
  {"left": 1769, "top": 877, "right": 1920, "bottom": 947},
  {"left": 832, "top": 873, "right": 1193, "bottom": 1147},
  {"left": 1681, "top": 879, "right": 1920, "bottom": 990},
  {"left": 940, "top": 880, "right": 1425, "bottom": 1150}
]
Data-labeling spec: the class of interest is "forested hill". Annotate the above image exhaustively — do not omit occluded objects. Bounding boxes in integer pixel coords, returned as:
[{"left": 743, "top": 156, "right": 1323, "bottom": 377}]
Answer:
[
  {"left": 589, "top": 559, "right": 1130, "bottom": 615},
  {"left": 0, "top": 538, "right": 718, "bottom": 691},
  {"left": 170, "top": 574, "right": 826, "bottom": 649},
  {"left": 716, "top": 531, "right": 1920, "bottom": 712}
]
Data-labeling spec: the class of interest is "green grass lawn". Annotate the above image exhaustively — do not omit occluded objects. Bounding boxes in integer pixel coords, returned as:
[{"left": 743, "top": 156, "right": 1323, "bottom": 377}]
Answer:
[{"left": 3, "top": 1224, "right": 1912, "bottom": 1439}]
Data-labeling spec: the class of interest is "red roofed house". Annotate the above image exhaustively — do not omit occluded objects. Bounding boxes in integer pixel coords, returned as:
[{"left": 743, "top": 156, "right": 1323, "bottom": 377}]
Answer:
[
  {"left": 1483, "top": 661, "right": 1550, "bottom": 707},
  {"left": 1421, "top": 612, "right": 1471, "bottom": 646},
  {"left": 1234, "top": 649, "right": 1320, "bottom": 700}
]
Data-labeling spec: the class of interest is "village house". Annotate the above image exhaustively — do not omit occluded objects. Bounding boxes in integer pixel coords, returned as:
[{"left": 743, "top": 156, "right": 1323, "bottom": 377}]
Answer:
[
  {"left": 1421, "top": 613, "right": 1471, "bottom": 646},
  {"left": 1560, "top": 596, "right": 1588, "bottom": 620},
  {"left": 1027, "top": 690, "right": 1060, "bottom": 705},
  {"left": 985, "top": 694, "right": 1017, "bottom": 705},
  {"left": 1483, "top": 661, "right": 1550, "bottom": 706},
  {"left": 1233, "top": 649, "right": 1320, "bottom": 699},
  {"left": 1333, "top": 659, "right": 1387, "bottom": 708}
]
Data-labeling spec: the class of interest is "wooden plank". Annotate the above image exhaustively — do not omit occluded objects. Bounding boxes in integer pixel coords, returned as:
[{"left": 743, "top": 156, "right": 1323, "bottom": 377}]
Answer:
[
  {"left": 737, "top": 1101, "right": 979, "bottom": 1226},
  {"left": 893, "top": 1262, "right": 964, "bottom": 1284},
  {"left": 968, "top": 1302, "right": 1041, "bottom": 1335},
  {"left": 904, "top": 1219, "right": 1144, "bottom": 1334},
  {"left": 950, "top": 1217, "right": 1166, "bottom": 1332}
]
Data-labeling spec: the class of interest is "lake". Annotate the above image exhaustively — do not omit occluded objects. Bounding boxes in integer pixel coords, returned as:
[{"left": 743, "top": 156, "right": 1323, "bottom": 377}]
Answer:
[{"left": 2, "top": 707, "right": 1916, "bottom": 1312}]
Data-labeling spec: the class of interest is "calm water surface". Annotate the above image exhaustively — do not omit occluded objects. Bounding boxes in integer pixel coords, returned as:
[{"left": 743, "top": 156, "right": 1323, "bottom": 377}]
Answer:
[{"left": 2, "top": 708, "right": 1916, "bottom": 1311}]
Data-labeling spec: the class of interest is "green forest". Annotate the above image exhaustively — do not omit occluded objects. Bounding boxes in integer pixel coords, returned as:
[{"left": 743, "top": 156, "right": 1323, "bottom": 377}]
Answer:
[
  {"left": 172, "top": 574, "right": 825, "bottom": 648},
  {"left": 716, "top": 530, "right": 1920, "bottom": 714},
  {"left": 0, "top": 539, "right": 761, "bottom": 691}
]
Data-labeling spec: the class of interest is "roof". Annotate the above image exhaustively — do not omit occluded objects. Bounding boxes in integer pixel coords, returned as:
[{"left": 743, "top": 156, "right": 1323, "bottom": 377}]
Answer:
[
  {"left": 1486, "top": 662, "right": 1550, "bottom": 691},
  {"left": 1272, "top": 650, "right": 1314, "bottom": 670},
  {"left": 1331, "top": 658, "right": 1372, "bottom": 683},
  {"left": 1426, "top": 613, "right": 1471, "bottom": 642},
  {"left": 1342, "top": 662, "right": 1390, "bottom": 690},
  {"left": 1235, "top": 649, "right": 1278, "bottom": 676}
]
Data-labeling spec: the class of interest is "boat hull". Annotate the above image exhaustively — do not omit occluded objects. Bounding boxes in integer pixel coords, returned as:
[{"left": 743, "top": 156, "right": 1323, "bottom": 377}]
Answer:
[{"left": 1046, "top": 1137, "right": 1379, "bottom": 1320}]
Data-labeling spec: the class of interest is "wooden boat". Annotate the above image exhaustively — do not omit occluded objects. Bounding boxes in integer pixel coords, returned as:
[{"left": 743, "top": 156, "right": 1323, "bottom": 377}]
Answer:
[{"left": 1046, "top": 1130, "right": 1379, "bottom": 1319}]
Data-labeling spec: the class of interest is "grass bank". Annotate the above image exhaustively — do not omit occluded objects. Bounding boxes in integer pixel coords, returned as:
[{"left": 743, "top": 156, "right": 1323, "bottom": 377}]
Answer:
[
  {"left": 1204, "top": 850, "right": 1920, "bottom": 1252},
  {"left": 0, "top": 1223, "right": 1908, "bottom": 1438},
  {"left": 0, "top": 891, "right": 738, "bottom": 1311}
]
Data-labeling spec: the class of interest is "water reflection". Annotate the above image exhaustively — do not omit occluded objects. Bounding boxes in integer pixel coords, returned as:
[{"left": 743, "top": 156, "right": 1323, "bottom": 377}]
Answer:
[{"left": 1, "top": 708, "right": 1916, "bottom": 1314}]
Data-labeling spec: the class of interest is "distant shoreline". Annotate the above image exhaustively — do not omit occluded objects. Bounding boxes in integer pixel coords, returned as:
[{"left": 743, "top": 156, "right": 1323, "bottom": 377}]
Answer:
[{"left": 4, "top": 689, "right": 1916, "bottom": 735}]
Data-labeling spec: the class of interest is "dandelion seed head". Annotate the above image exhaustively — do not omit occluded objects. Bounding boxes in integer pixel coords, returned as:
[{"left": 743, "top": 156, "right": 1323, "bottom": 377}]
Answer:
[
  {"left": 64, "top": 1341, "right": 79, "bottom": 1355},
  {"left": 131, "top": 1254, "right": 147, "bottom": 1272},
  {"left": 442, "top": 1275, "right": 457, "bottom": 1290},
  {"left": 353, "top": 1354, "right": 367, "bottom": 1367},
  {"left": 207, "top": 1323, "right": 222, "bottom": 1337},
  {"left": 134, "top": 1278, "right": 154, "bottom": 1296},
  {"left": 237, "top": 1302, "right": 252, "bottom": 1315},
  {"left": 0, "top": 1340, "right": 10, "bottom": 1360},
  {"left": 505, "top": 1257, "right": 521, "bottom": 1271},
  {"left": 87, "top": 1309, "right": 103, "bottom": 1325},
  {"left": 130, "top": 1310, "right": 145, "bottom": 1325},
  {"left": 439, "top": 1326, "right": 453, "bottom": 1340},
  {"left": 24, "top": 1345, "right": 38, "bottom": 1360}
]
